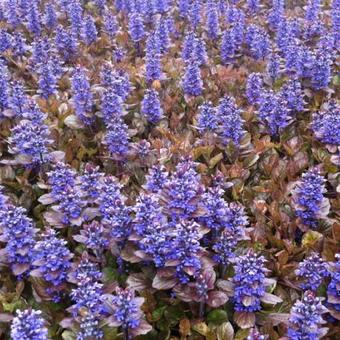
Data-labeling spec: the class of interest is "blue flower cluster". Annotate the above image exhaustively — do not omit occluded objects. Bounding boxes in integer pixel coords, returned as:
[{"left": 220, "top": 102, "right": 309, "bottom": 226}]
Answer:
[
  {"left": 233, "top": 252, "right": 267, "bottom": 312},
  {"left": 9, "top": 103, "right": 52, "bottom": 165},
  {"left": 295, "top": 252, "right": 329, "bottom": 291},
  {"left": 160, "top": 158, "right": 204, "bottom": 221},
  {"left": 0, "top": 203, "right": 37, "bottom": 276},
  {"left": 32, "top": 229, "right": 73, "bottom": 299},
  {"left": 141, "top": 89, "right": 164, "bottom": 124},
  {"left": 71, "top": 66, "right": 94, "bottom": 125},
  {"left": 98, "top": 177, "right": 132, "bottom": 240},
  {"left": 217, "top": 96, "right": 245, "bottom": 146},
  {"left": 287, "top": 291, "right": 327, "bottom": 340},
  {"left": 312, "top": 100, "right": 340, "bottom": 147},
  {"left": 292, "top": 168, "right": 328, "bottom": 229},
  {"left": 327, "top": 254, "right": 340, "bottom": 317},
  {"left": 106, "top": 287, "right": 151, "bottom": 337},
  {"left": 10, "top": 309, "right": 48, "bottom": 340}
]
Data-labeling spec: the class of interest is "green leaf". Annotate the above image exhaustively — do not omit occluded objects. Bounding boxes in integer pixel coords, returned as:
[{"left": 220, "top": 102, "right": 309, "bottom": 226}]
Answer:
[
  {"left": 103, "top": 326, "right": 118, "bottom": 340},
  {"left": 207, "top": 309, "right": 228, "bottom": 325},
  {"left": 61, "top": 330, "right": 76, "bottom": 340},
  {"left": 164, "top": 305, "right": 185, "bottom": 324},
  {"left": 235, "top": 328, "right": 250, "bottom": 340},
  {"left": 152, "top": 306, "right": 166, "bottom": 321}
]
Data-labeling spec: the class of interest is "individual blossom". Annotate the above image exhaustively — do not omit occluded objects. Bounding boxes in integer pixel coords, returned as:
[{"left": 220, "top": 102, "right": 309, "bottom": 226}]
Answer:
[
  {"left": 295, "top": 252, "right": 329, "bottom": 291},
  {"left": 76, "top": 314, "right": 104, "bottom": 340},
  {"left": 197, "top": 101, "right": 218, "bottom": 133},
  {"left": 67, "top": 0, "right": 83, "bottom": 35},
  {"left": 154, "top": 0, "right": 169, "bottom": 13},
  {"left": 205, "top": 194, "right": 248, "bottom": 264},
  {"left": 266, "top": 53, "right": 281, "bottom": 81},
  {"left": 79, "top": 163, "right": 104, "bottom": 200},
  {"left": 94, "top": 0, "right": 106, "bottom": 12},
  {"left": 0, "top": 60, "right": 10, "bottom": 115},
  {"left": 331, "top": 0, "right": 340, "bottom": 48},
  {"left": 57, "top": 187, "right": 84, "bottom": 225},
  {"left": 100, "top": 67, "right": 131, "bottom": 102},
  {"left": 247, "top": 0, "right": 260, "bottom": 14},
  {"left": 97, "top": 177, "right": 122, "bottom": 217},
  {"left": 160, "top": 158, "right": 205, "bottom": 221},
  {"left": 26, "top": 4, "right": 41, "bottom": 36},
  {"left": 73, "top": 221, "right": 109, "bottom": 251},
  {"left": 192, "top": 36, "right": 208, "bottom": 66},
  {"left": 131, "top": 139, "right": 154, "bottom": 165},
  {"left": 305, "top": 0, "right": 322, "bottom": 22},
  {"left": 182, "top": 61, "right": 203, "bottom": 97},
  {"left": 70, "top": 257, "right": 103, "bottom": 284},
  {"left": 206, "top": 0, "right": 220, "bottom": 40},
  {"left": 128, "top": 12, "right": 145, "bottom": 43},
  {"left": 292, "top": 168, "right": 329, "bottom": 229},
  {"left": 71, "top": 66, "right": 94, "bottom": 125},
  {"left": 0, "top": 28, "right": 12, "bottom": 53},
  {"left": 182, "top": 31, "right": 195, "bottom": 61},
  {"left": 143, "top": 164, "right": 169, "bottom": 193},
  {"left": 317, "top": 34, "right": 335, "bottom": 60},
  {"left": 98, "top": 177, "right": 132, "bottom": 240},
  {"left": 0, "top": 204, "right": 37, "bottom": 276},
  {"left": 213, "top": 229, "right": 239, "bottom": 265},
  {"left": 280, "top": 78, "right": 304, "bottom": 112},
  {"left": 199, "top": 186, "right": 229, "bottom": 231},
  {"left": 268, "top": 0, "right": 285, "bottom": 30},
  {"left": 216, "top": 96, "right": 245, "bottom": 146},
  {"left": 47, "top": 162, "right": 77, "bottom": 199},
  {"left": 179, "top": 0, "right": 190, "bottom": 17},
  {"left": 70, "top": 280, "right": 104, "bottom": 316},
  {"left": 44, "top": 3, "right": 57, "bottom": 30},
  {"left": 113, "top": 46, "right": 126, "bottom": 63},
  {"left": 103, "top": 117, "right": 130, "bottom": 160},
  {"left": 133, "top": 193, "right": 165, "bottom": 236},
  {"left": 10, "top": 309, "right": 48, "bottom": 340},
  {"left": 257, "top": 90, "right": 291, "bottom": 137},
  {"left": 287, "top": 291, "right": 328, "bottom": 340},
  {"left": 10, "top": 80, "right": 27, "bottom": 117},
  {"left": 146, "top": 32, "right": 161, "bottom": 55},
  {"left": 105, "top": 288, "right": 152, "bottom": 338},
  {"left": 4, "top": 0, "right": 20, "bottom": 28},
  {"left": 283, "top": 42, "right": 314, "bottom": 78},
  {"left": 246, "top": 73, "right": 264, "bottom": 106},
  {"left": 81, "top": 15, "right": 98, "bottom": 46},
  {"left": 168, "top": 220, "right": 207, "bottom": 283},
  {"left": 327, "top": 254, "right": 340, "bottom": 319},
  {"left": 101, "top": 87, "right": 124, "bottom": 124},
  {"left": 312, "top": 100, "right": 340, "bottom": 147},
  {"left": 8, "top": 117, "right": 52, "bottom": 165},
  {"left": 220, "top": 29, "right": 236, "bottom": 64},
  {"left": 233, "top": 252, "right": 268, "bottom": 312},
  {"left": 37, "top": 59, "right": 57, "bottom": 99},
  {"left": 55, "top": 25, "right": 78, "bottom": 61},
  {"left": 145, "top": 52, "right": 162, "bottom": 83},
  {"left": 32, "top": 229, "right": 73, "bottom": 299},
  {"left": 12, "top": 32, "right": 28, "bottom": 57},
  {"left": 246, "top": 25, "right": 271, "bottom": 60},
  {"left": 138, "top": 223, "right": 172, "bottom": 267},
  {"left": 276, "top": 19, "right": 300, "bottom": 51},
  {"left": 141, "top": 89, "right": 163, "bottom": 124},
  {"left": 189, "top": 0, "right": 202, "bottom": 29},
  {"left": 310, "top": 52, "right": 332, "bottom": 90},
  {"left": 155, "top": 17, "right": 170, "bottom": 54},
  {"left": 103, "top": 10, "right": 119, "bottom": 39}
]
